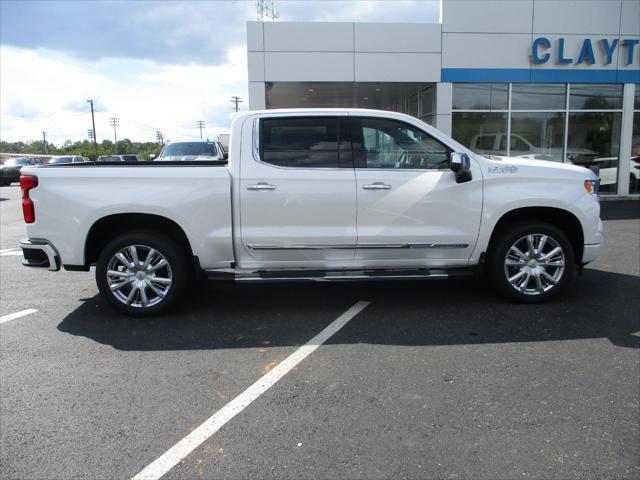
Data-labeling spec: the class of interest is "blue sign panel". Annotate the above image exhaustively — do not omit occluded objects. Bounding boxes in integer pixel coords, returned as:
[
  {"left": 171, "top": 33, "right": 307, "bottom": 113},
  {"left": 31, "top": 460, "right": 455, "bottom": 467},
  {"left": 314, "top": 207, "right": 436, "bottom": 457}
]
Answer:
[
  {"left": 531, "top": 37, "right": 639, "bottom": 66},
  {"left": 441, "top": 37, "right": 640, "bottom": 84}
]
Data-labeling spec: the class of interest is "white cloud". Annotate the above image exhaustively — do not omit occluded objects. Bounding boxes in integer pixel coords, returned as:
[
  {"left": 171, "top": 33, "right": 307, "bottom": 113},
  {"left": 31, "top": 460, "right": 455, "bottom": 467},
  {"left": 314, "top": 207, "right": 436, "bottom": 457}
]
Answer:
[{"left": 0, "top": 46, "right": 247, "bottom": 144}]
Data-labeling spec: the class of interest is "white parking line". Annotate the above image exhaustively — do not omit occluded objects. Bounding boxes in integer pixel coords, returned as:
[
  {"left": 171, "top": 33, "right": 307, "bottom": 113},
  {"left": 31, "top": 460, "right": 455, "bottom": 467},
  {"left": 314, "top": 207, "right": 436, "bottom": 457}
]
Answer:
[
  {"left": 131, "top": 300, "right": 370, "bottom": 480},
  {"left": 0, "top": 308, "right": 38, "bottom": 325},
  {"left": 0, "top": 250, "right": 22, "bottom": 256}
]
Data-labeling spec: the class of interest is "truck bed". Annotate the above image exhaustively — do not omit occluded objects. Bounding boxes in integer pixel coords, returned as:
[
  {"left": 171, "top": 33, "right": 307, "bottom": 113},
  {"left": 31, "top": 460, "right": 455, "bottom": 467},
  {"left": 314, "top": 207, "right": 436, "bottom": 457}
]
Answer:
[{"left": 20, "top": 162, "right": 234, "bottom": 270}]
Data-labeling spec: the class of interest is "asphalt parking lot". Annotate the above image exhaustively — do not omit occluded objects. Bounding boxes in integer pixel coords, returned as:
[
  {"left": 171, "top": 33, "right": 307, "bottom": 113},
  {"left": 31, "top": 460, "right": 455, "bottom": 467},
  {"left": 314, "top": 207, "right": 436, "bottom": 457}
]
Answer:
[{"left": 1, "top": 183, "right": 639, "bottom": 480}]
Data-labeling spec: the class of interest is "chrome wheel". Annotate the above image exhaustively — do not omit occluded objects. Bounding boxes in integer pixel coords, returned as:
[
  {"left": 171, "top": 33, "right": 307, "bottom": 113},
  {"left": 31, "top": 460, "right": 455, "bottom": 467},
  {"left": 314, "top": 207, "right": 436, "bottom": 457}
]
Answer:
[
  {"left": 106, "top": 245, "right": 172, "bottom": 308},
  {"left": 504, "top": 234, "right": 565, "bottom": 296}
]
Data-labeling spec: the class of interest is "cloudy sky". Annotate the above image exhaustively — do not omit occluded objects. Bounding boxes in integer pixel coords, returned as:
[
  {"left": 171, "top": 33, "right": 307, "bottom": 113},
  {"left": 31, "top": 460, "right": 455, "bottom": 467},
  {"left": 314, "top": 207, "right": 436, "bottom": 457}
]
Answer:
[{"left": 0, "top": 0, "right": 439, "bottom": 144}]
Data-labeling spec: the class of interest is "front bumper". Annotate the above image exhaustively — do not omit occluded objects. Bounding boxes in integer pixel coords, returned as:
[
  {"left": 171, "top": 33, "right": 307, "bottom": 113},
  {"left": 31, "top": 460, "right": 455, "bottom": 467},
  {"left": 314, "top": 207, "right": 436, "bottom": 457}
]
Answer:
[
  {"left": 19, "top": 239, "right": 60, "bottom": 271},
  {"left": 582, "top": 243, "right": 602, "bottom": 265}
]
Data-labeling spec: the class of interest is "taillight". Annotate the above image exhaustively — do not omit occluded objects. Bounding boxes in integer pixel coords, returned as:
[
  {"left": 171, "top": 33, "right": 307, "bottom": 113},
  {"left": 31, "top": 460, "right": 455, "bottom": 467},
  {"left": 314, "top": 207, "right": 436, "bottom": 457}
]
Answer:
[{"left": 20, "top": 175, "right": 38, "bottom": 223}]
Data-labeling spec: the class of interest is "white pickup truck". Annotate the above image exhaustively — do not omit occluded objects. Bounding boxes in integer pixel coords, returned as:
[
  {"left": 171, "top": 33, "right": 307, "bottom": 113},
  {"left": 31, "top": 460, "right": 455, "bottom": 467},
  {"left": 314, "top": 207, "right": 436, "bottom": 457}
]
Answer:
[{"left": 18, "top": 109, "right": 603, "bottom": 316}]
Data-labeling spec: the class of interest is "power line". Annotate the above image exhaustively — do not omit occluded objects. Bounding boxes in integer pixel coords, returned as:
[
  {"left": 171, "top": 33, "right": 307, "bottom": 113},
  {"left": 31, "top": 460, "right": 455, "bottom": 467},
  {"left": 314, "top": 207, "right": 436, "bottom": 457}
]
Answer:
[
  {"left": 196, "top": 120, "right": 205, "bottom": 139},
  {"left": 127, "top": 119, "right": 200, "bottom": 139},
  {"left": 230, "top": 96, "right": 243, "bottom": 112}
]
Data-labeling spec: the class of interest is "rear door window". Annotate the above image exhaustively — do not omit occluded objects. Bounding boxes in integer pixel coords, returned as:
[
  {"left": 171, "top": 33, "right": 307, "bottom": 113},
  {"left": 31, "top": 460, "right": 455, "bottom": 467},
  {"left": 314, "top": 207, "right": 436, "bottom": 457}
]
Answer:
[{"left": 260, "top": 116, "right": 351, "bottom": 168}]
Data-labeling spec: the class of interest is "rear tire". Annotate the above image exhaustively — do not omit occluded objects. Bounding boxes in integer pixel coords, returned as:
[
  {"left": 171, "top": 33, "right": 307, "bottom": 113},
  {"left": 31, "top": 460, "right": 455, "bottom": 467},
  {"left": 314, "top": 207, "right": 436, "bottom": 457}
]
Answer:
[
  {"left": 96, "top": 230, "right": 189, "bottom": 316},
  {"left": 488, "top": 222, "right": 574, "bottom": 303}
]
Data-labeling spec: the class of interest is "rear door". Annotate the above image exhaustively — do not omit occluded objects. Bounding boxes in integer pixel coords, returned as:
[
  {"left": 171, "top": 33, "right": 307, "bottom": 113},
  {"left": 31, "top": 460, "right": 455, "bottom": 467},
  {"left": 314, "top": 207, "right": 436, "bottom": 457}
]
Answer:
[
  {"left": 238, "top": 114, "right": 356, "bottom": 268},
  {"left": 352, "top": 115, "right": 483, "bottom": 267}
]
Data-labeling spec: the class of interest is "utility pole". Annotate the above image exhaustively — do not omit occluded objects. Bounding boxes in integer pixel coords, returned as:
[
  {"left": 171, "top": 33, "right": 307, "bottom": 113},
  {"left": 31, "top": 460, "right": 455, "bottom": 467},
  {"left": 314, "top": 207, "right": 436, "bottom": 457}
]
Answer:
[
  {"left": 196, "top": 120, "right": 205, "bottom": 139},
  {"left": 42, "top": 131, "right": 48, "bottom": 154},
  {"left": 87, "top": 129, "right": 95, "bottom": 141},
  {"left": 87, "top": 99, "right": 98, "bottom": 158},
  {"left": 109, "top": 117, "right": 119, "bottom": 153},
  {"left": 155, "top": 131, "right": 164, "bottom": 145},
  {"left": 230, "top": 96, "right": 243, "bottom": 112}
]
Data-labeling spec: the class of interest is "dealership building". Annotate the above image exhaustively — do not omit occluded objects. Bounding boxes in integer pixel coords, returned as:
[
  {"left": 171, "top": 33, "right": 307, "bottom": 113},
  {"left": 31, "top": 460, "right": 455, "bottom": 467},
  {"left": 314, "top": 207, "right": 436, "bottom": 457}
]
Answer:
[{"left": 246, "top": 0, "right": 640, "bottom": 196}]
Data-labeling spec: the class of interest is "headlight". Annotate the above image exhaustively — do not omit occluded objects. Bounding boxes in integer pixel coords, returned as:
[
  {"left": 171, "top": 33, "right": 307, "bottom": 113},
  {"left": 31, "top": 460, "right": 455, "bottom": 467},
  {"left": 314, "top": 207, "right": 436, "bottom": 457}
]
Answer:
[{"left": 584, "top": 179, "right": 600, "bottom": 196}]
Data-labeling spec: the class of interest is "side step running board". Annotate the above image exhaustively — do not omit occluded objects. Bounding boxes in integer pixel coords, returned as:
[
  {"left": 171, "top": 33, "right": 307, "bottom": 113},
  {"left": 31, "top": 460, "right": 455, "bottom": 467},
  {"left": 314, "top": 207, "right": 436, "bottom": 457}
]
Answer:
[{"left": 206, "top": 268, "right": 474, "bottom": 283}]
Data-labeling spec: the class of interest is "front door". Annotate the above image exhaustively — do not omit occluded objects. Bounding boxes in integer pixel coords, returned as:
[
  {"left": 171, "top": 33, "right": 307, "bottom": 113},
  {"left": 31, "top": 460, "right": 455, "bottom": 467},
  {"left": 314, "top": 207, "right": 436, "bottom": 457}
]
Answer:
[
  {"left": 351, "top": 116, "right": 483, "bottom": 268},
  {"left": 239, "top": 115, "right": 356, "bottom": 268}
]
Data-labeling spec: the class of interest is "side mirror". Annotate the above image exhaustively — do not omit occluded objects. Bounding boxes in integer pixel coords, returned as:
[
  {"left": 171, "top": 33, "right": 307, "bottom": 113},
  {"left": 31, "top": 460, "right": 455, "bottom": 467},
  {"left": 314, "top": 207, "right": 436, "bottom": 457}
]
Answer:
[
  {"left": 149, "top": 154, "right": 156, "bottom": 160},
  {"left": 223, "top": 152, "right": 229, "bottom": 161},
  {"left": 450, "top": 152, "right": 472, "bottom": 183}
]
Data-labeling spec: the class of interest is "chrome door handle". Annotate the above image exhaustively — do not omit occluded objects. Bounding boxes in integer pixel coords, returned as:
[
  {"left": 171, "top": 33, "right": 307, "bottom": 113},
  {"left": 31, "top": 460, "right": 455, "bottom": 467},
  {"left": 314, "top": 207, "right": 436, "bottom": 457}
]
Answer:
[
  {"left": 247, "top": 182, "right": 277, "bottom": 191},
  {"left": 362, "top": 182, "right": 392, "bottom": 190}
]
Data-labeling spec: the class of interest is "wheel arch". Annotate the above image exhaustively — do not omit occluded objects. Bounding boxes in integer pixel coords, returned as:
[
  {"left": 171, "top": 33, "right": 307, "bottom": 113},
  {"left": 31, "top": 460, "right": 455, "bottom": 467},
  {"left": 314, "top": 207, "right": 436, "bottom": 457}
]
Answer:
[
  {"left": 485, "top": 207, "right": 584, "bottom": 265},
  {"left": 83, "top": 213, "right": 197, "bottom": 269}
]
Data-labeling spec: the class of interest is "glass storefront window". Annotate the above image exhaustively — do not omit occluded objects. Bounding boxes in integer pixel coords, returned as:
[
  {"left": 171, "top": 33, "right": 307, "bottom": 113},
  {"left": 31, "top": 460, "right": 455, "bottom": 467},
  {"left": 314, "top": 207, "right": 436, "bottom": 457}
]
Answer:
[
  {"left": 510, "top": 112, "right": 565, "bottom": 161},
  {"left": 452, "top": 83, "right": 508, "bottom": 110},
  {"left": 635, "top": 84, "right": 640, "bottom": 110},
  {"left": 421, "top": 115, "right": 433, "bottom": 125},
  {"left": 511, "top": 84, "right": 566, "bottom": 110},
  {"left": 420, "top": 87, "right": 433, "bottom": 117},
  {"left": 407, "top": 94, "right": 419, "bottom": 117},
  {"left": 569, "top": 84, "right": 623, "bottom": 110},
  {"left": 567, "top": 112, "right": 622, "bottom": 193},
  {"left": 452, "top": 112, "right": 508, "bottom": 156},
  {"left": 631, "top": 111, "right": 639, "bottom": 194}
]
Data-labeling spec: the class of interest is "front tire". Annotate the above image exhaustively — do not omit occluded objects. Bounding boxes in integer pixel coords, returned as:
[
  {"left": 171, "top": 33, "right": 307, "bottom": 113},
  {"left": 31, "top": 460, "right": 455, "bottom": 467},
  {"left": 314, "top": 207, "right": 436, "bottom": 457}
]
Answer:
[
  {"left": 488, "top": 222, "right": 574, "bottom": 303},
  {"left": 96, "top": 231, "right": 189, "bottom": 316}
]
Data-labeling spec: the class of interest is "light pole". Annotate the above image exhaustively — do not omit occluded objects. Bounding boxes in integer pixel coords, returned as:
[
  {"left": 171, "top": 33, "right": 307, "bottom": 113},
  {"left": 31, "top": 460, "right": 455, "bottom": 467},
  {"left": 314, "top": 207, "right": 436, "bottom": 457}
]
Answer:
[{"left": 110, "top": 117, "right": 119, "bottom": 153}]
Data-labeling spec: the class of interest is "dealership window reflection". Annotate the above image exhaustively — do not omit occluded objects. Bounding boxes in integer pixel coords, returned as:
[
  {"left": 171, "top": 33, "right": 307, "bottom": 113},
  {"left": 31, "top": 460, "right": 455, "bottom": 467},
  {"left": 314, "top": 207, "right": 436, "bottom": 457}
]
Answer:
[
  {"left": 451, "top": 82, "right": 625, "bottom": 192},
  {"left": 510, "top": 113, "right": 565, "bottom": 161},
  {"left": 452, "top": 112, "right": 507, "bottom": 156},
  {"left": 567, "top": 112, "right": 621, "bottom": 194}
]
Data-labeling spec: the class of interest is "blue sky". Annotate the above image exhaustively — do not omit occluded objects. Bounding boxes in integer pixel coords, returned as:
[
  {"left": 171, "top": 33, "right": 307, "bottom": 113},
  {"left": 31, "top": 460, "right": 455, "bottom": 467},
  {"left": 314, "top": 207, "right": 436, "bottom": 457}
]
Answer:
[{"left": 0, "top": 0, "right": 439, "bottom": 143}]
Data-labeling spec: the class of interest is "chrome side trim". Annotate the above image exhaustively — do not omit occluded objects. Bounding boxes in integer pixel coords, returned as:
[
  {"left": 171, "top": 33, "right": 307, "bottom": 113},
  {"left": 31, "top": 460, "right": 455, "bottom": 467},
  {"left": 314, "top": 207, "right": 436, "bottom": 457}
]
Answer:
[
  {"left": 247, "top": 242, "right": 469, "bottom": 251},
  {"left": 358, "top": 243, "right": 469, "bottom": 249},
  {"left": 247, "top": 244, "right": 354, "bottom": 250}
]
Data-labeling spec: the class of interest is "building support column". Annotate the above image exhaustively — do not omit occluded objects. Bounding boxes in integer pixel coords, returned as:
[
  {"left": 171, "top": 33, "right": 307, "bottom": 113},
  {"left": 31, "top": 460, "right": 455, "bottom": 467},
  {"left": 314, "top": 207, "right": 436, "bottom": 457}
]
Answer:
[
  {"left": 618, "top": 83, "right": 635, "bottom": 196},
  {"left": 434, "top": 82, "right": 452, "bottom": 136},
  {"left": 248, "top": 82, "right": 266, "bottom": 110}
]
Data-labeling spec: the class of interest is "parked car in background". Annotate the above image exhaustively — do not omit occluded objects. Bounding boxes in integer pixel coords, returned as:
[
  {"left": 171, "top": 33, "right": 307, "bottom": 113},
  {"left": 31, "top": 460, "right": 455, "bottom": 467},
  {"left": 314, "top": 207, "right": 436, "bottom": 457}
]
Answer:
[
  {"left": 96, "top": 154, "right": 144, "bottom": 162},
  {"left": 155, "top": 140, "right": 226, "bottom": 162},
  {"left": 47, "top": 156, "right": 85, "bottom": 164},
  {"left": 590, "top": 156, "right": 640, "bottom": 190},
  {"left": 0, "top": 157, "right": 41, "bottom": 185},
  {"left": 120, "top": 154, "right": 144, "bottom": 162}
]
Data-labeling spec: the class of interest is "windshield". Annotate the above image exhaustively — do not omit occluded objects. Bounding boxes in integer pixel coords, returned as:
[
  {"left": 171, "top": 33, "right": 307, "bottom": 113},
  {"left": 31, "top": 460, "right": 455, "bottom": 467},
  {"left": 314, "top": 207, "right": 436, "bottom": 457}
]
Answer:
[
  {"left": 4, "top": 158, "right": 31, "bottom": 166},
  {"left": 48, "top": 157, "right": 73, "bottom": 163},
  {"left": 97, "top": 156, "right": 121, "bottom": 162},
  {"left": 120, "top": 155, "right": 140, "bottom": 161},
  {"left": 160, "top": 142, "right": 217, "bottom": 157}
]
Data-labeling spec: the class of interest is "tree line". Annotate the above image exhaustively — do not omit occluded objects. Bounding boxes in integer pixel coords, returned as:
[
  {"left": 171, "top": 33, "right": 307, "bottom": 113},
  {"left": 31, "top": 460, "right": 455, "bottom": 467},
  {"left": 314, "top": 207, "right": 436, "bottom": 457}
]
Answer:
[{"left": 0, "top": 139, "right": 163, "bottom": 160}]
